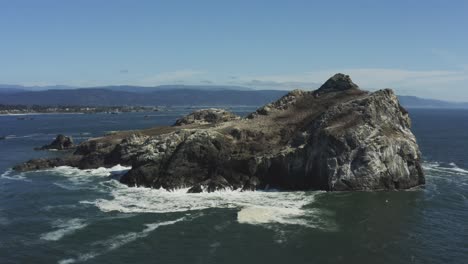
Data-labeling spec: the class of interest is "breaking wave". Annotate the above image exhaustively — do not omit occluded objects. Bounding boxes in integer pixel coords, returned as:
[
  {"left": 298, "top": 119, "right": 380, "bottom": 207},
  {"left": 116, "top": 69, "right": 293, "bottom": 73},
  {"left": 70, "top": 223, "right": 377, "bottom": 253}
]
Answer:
[
  {"left": 81, "top": 181, "right": 332, "bottom": 229},
  {"left": 3, "top": 165, "right": 331, "bottom": 228},
  {"left": 43, "top": 165, "right": 131, "bottom": 185}
]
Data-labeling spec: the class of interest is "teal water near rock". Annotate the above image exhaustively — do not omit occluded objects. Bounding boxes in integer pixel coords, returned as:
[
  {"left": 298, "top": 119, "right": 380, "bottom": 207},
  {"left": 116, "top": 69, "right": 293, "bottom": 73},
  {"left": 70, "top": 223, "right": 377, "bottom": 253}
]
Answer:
[{"left": 0, "top": 108, "right": 467, "bottom": 264}]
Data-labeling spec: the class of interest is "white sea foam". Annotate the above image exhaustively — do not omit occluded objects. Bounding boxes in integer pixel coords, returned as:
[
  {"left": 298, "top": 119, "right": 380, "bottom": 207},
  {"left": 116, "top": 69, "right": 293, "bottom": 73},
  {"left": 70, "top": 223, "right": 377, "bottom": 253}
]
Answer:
[
  {"left": 23, "top": 163, "right": 329, "bottom": 229},
  {"left": 42, "top": 204, "right": 80, "bottom": 211},
  {"left": 57, "top": 217, "right": 185, "bottom": 264},
  {"left": 3, "top": 133, "right": 42, "bottom": 139},
  {"left": 237, "top": 206, "right": 309, "bottom": 226},
  {"left": 81, "top": 180, "right": 331, "bottom": 228},
  {"left": 40, "top": 218, "right": 88, "bottom": 241},
  {"left": 448, "top": 162, "right": 468, "bottom": 174},
  {"left": 0, "top": 169, "right": 31, "bottom": 182},
  {"left": 4, "top": 164, "right": 129, "bottom": 185},
  {"left": 44, "top": 165, "right": 131, "bottom": 185},
  {"left": 423, "top": 162, "right": 468, "bottom": 176}
]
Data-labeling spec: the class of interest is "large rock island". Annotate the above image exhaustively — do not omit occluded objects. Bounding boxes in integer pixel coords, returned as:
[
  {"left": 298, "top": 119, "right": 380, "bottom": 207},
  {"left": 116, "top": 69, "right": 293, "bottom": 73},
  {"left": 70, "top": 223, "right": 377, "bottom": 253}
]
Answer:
[{"left": 14, "top": 74, "right": 425, "bottom": 192}]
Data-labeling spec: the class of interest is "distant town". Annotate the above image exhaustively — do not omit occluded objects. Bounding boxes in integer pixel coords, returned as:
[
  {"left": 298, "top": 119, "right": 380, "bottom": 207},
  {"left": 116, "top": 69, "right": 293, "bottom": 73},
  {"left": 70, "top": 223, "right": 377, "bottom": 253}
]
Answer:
[{"left": 0, "top": 104, "right": 161, "bottom": 115}]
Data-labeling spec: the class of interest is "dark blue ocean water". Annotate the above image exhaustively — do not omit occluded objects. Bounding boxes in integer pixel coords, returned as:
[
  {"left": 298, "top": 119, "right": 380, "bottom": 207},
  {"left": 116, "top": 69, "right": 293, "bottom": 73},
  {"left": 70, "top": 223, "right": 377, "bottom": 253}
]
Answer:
[{"left": 0, "top": 108, "right": 467, "bottom": 264}]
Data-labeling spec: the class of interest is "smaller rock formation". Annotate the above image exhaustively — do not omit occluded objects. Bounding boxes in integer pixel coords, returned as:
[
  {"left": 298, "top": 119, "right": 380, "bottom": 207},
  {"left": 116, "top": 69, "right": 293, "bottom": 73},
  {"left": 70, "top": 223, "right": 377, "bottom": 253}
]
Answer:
[
  {"left": 313, "top": 73, "right": 358, "bottom": 96},
  {"left": 174, "top": 108, "right": 240, "bottom": 126},
  {"left": 36, "top": 134, "right": 75, "bottom": 150},
  {"left": 13, "top": 157, "right": 80, "bottom": 171}
]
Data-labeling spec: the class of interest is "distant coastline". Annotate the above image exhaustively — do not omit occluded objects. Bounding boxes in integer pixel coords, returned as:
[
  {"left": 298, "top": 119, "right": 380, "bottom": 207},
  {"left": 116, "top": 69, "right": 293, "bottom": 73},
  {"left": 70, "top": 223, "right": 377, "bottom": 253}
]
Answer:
[
  {"left": 2, "top": 87, "right": 468, "bottom": 109},
  {"left": 0, "top": 105, "right": 161, "bottom": 115}
]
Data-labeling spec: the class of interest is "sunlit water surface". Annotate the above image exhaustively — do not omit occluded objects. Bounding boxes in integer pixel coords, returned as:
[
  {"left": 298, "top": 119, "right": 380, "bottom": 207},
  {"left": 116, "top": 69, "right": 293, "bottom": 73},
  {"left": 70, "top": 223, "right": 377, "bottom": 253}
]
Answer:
[{"left": 0, "top": 108, "right": 467, "bottom": 264}]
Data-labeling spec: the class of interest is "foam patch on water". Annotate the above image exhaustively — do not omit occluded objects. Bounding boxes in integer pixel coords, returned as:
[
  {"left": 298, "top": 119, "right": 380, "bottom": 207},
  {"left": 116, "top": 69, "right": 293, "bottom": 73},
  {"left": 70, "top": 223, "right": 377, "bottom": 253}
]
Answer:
[
  {"left": 42, "top": 204, "right": 80, "bottom": 211},
  {"left": 0, "top": 169, "right": 31, "bottom": 182},
  {"left": 237, "top": 206, "right": 309, "bottom": 226},
  {"left": 423, "top": 162, "right": 468, "bottom": 176},
  {"left": 15, "top": 163, "right": 333, "bottom": 229},
  {"left": 57, "top": 217, "right": 185, "bottom": 264},
  {"left": 43, "top": 165, "right": 131, "bottom": 185},
  {"left": 3, "top": 134, "right": 38, "bottom": 139},
  {"left": 40, "top": 218, "right": 88, "bottom": 241},
  {"left": 81, "top": 181, "right": 331, "bottom": 229},
  {"left": 2, "top": 165, "right": 131, "bottom": 185},
  {"left": 448, "top": 162, "right": 468, "bottom": 174}
]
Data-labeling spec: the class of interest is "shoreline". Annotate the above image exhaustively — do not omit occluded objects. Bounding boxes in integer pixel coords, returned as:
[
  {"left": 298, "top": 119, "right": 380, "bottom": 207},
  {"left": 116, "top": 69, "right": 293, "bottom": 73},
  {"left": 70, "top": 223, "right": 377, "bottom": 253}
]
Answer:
[{"left": 0, "top": 112, "right": 87, "bottom": 116}]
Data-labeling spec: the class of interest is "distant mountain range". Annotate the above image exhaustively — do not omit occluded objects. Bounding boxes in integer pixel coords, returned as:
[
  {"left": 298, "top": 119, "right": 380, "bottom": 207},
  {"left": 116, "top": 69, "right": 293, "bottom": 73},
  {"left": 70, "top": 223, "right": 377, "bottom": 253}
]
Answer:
[
  {"left": 1, "top": 84, "right": 468, "bottom": 109},
  {"left": 0, "top": 84, "right": 253, "bottom": 93},
  {"left": 397, "top": 96, "right": 468, "bottom": 109},
  {"left": 0, "top": 86, "right": 285, "bottom": 106}
]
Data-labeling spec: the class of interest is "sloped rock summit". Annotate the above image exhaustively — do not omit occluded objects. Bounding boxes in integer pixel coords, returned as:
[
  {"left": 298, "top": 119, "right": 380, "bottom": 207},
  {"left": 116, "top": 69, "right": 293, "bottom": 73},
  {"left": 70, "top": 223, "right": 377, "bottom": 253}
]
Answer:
[{"left": 14, "top": 74, "right": 425, "bottom": 192}]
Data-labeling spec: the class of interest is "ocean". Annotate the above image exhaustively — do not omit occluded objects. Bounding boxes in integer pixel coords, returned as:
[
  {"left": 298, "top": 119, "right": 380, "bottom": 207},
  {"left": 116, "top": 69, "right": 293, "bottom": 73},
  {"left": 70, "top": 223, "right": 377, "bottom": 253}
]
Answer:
[{"left": 0, "top": 108, "right": 467, "bottom": 264}]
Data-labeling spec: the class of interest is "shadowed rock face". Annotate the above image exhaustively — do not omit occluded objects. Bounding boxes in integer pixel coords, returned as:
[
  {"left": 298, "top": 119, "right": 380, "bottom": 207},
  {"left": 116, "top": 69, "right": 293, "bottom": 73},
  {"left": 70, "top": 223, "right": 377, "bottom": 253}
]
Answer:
[
  {"left": 314, "top": 73, "right": 358, "bottom": 95},
  {"left": 14, "top": 73, "right": 425, "bottom": 192},
  {"left": 36, "top": 134, "right": 75, "bottom": 150}
]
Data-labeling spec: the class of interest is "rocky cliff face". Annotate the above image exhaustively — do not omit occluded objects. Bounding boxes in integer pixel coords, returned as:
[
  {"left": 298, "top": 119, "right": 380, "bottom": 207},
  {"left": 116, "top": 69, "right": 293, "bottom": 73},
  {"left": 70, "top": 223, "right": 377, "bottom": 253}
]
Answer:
[{"left": 14, "top": 74, "right": 425, "bottom": 192}]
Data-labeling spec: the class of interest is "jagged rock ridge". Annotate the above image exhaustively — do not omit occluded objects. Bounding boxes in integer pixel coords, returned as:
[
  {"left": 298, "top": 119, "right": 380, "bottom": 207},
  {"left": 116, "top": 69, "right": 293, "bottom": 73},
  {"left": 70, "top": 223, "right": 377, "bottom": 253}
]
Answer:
[{"left": 14, "top": 73, "right": 425, "bottom": 192}]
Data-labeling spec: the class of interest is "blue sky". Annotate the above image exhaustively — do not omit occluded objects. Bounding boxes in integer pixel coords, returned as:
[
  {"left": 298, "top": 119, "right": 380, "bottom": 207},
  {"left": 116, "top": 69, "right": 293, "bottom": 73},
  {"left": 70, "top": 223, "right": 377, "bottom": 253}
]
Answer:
[{"left": 1, "top": 0, "right": 468, "bottom": 100}]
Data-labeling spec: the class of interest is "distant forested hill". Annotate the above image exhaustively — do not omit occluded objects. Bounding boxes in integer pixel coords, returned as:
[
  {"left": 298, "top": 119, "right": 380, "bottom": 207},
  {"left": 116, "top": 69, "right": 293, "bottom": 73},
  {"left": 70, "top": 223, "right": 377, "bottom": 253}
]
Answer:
[
  {"left": 0, "top": 88, "right": 287, "bottom": 106},
  {"left": 1, "top": 86, "right": 467, "bottom": 109}
]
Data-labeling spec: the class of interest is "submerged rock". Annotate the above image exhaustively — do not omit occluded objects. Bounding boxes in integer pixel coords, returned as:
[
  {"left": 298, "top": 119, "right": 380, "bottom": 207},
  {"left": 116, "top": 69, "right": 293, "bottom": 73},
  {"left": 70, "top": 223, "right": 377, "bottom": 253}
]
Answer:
[{"left": 15, "top": 73, "right": 425, "bottom": 192}]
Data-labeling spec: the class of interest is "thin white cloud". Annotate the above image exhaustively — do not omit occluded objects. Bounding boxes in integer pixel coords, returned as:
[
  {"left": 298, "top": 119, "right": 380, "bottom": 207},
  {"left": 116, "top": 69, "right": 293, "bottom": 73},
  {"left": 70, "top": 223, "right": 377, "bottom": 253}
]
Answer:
[
  {"left": 331, "top": 68, "right": 468, "bottom": 88},
  {"left": 6, "top": 66, "right": 468, "bottom": 101},
  {"left": 236, "top": 68, "right": 468, "bottom": 91},
  {"left": 235, "top": 79, "right": 320, "bottom": 90},
  {"left": 138, "top": 70, "right": 205, "bottom": 86}
]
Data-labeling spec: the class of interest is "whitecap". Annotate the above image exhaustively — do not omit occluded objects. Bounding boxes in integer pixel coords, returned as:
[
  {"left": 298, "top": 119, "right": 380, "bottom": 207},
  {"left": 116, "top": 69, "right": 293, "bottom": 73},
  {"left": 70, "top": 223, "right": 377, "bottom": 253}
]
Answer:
[
  {"left": 4, "top": 133, "right": 42, "bottom": 139},
  {"left": 423, "top": 161, "right": 468, "bottom": 176},
  {"left": 0, "top": 169, "right": 31, "bottom": 182},
  {"left": 40, "top": 218, "right": 88, "bottom": 241},
  {"left": 448, "top": 162, "right": 468, "bottom": 174},
  {"left": 57, "top": 217, "right": 185, "bottom": 264}
]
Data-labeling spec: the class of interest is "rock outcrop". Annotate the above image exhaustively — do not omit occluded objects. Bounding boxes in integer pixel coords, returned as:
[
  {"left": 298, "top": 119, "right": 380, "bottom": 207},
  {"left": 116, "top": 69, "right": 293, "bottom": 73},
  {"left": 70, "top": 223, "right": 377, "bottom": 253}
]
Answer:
[
  {"left": 173, "top": 108, "right": 240, "bottom": 126},
  {"left": 35, "top": 134, "right": 75, "bottom": 150},
  {"left": 14, "top": 74, "right": 425, "bottom": 192}
]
